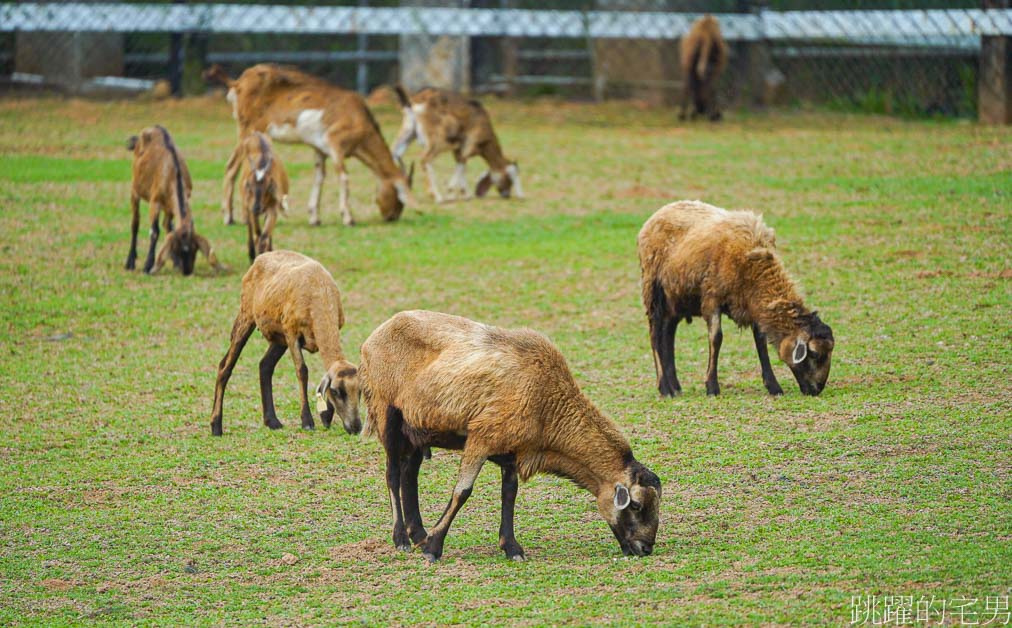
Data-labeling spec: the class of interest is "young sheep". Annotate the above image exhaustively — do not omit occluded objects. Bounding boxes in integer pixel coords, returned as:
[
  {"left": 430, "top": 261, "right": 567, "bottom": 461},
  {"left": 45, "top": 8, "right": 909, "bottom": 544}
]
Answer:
[
  {"left": 679, "top": 15, "right": 729, "bottom": 121},
  {"left": 391, "top": 86, "right": 522, "bottom": 203},
  {"left": 360, "top": 310, "right": 661, "bottom": 563},
  {"left": 125, "top": 126, "right": 222, "bottom": 275},
  {"left": 209, "top": 250, "right": 361, "bottom": 437},
  {"left": 239, "top": 132, "right": 290, "bottom": 261},
  {"left": 638, "top": 200, "right": 835, "bottom": 397}
]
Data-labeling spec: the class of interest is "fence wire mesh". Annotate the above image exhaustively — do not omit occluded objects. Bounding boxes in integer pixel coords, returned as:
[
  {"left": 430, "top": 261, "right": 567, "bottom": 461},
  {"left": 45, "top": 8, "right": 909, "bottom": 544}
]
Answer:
[{"left": 1, "top": 1, "right": 1010, "bottom": 119}]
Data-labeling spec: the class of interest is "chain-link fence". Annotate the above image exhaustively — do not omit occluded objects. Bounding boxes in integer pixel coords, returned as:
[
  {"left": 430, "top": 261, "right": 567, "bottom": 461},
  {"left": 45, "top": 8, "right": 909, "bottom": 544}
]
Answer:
[{"left": 2, "top": 1, "right": 1010, "bottom": 121}]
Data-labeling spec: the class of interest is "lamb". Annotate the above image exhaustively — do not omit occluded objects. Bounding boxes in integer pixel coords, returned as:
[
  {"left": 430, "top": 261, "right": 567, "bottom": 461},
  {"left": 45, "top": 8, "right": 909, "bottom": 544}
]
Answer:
[
  {"left": 239, "top": 132, "right": 290, "bottom": 261},
  {"left": 679, "top": 15, "right": 729, "bottom": 122},
  {"left": 359, "top": 310, "right": 661, "bottom": 562},
  {"left": 209, "top": 250, "right": 361, "bottom": 437},
  {"left": 637, "top": 200, "right": 835, "bottom": 397},
  {"left": 125, "top": 126, "right": 222, "bottom": 275},
  {"left": 203, "top": 63, "right": 413, "bottom": 227},
  {"left": 391, "top": 86, "right": 522, "bottom": 203}
]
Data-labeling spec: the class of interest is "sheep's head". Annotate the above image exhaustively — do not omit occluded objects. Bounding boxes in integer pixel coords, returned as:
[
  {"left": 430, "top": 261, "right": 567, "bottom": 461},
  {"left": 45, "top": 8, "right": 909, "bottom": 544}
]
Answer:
[
  {"left": 317, "top": 361, "right": 361, "bottom": 434},
  {"left": 777, "top": 311, "right": 834, "bottom": 396},
  {"left": 377, "top": 168, "right": 413, "bottom": 222},
  {"left": 597, "top": 460, "right": 662, "bottom": 557},
  {"left": 475, "top": 161, "right": 522, "bottom": 199}
]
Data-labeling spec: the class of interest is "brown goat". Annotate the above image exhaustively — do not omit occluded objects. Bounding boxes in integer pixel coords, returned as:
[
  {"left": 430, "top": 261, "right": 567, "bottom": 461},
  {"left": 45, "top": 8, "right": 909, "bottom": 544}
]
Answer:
[
  {"left": 679, "top": 15, "right": 729, "bottom": 121},
  {"left": 210, "top": 250, "right": 360, "bottom": 436},
  {"left": 360, "top": 310, "right": 662, "bottom": 562},
  {"left": 391, "top": 86, "right": 522, "bottom": 203},
  {"left": 638, "top": 200, "right": 834, "bottom": 397},
  {"left": 239, "top": 132, "right": 290, "bottom": 262},
  {"left": 125, "top": 126, "right": 222, "bottom": 276},
  {"left": 204, "top": 63, "right": 413, "bottom": 227}
]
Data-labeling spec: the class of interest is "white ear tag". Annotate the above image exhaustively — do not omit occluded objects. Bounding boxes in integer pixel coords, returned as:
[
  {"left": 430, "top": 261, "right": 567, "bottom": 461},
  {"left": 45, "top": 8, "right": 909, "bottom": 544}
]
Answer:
[{"left": 316, "top": 391, "right": 329, "bottom": 413}]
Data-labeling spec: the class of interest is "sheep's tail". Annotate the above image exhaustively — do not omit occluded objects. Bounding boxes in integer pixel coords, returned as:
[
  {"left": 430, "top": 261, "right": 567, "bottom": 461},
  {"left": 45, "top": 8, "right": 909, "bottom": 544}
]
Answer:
[
  {"left": 393, "top": 84, "right": 411, "bottom": 110},
  {"left": 695, "top": 36, "right": 713, "bottom": 79}
]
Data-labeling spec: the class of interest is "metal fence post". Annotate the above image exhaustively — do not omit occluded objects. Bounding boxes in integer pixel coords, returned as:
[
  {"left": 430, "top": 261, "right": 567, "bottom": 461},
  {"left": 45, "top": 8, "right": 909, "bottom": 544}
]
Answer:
[
  {"left": 357, "top": 0, "right": 369, "bottom": 94},
  {"left": 168, "top": 0, "right": 186, "bottom": 98},
  {"left": 734, "top": 0, "right": 772, "bottom": 108},
  {"left": 980, "top": 0, "right": 1012, "bottom": 124}
]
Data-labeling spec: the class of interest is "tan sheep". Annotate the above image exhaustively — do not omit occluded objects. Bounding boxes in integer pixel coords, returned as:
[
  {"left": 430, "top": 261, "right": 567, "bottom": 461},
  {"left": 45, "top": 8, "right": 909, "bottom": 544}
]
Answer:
[
  {"left": 239, "top": 132, "right": 290, "bottom": 261},
  {"left": 359, "top": 310, "right": 662, "bottom": 562},
  {"left": 209, "top": 250, "right": 360, "bottom": 436},
  {"left": 638, "top": 200, "right": 834, "bottom": 397},
  {"left": 679, "top": 15, "right": 729, "bottom": 121}
]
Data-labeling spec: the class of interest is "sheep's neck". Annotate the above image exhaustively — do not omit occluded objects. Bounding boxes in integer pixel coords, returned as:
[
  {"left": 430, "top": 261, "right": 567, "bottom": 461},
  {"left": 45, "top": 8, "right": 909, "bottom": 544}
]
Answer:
[
  {"left": 310, "top": 301, "right": 346, "bottom": 365},
  {"left": 541, "top": 401, "right": 631, "bottom": 497},
  {"left": 745, "top": 256, "right": 808, "bottom": 344}
]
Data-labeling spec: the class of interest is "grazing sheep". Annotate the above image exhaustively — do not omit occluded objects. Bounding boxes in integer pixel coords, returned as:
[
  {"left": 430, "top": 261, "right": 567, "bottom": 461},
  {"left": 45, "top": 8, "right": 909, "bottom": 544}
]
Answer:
[
  {"left": 125, "top": 126, "right": 222, "bottom": 275},
  {"left": 239, "top": 132, "right": 290, "bottom": 261},
  {"left": 360, "top": 310, "right": 662, "bottom": 562},
  {"left": 679, "top": 15, "right": 728, "bottom": 121},
  {"left": 391, "top": 86, "right": 522, "bottom": 203},
  {"left": 209, "top": 250, "right": 360, "bottom": 437},
  {"left": 638, "top": 200, "right": 835, "bottom": 397}
]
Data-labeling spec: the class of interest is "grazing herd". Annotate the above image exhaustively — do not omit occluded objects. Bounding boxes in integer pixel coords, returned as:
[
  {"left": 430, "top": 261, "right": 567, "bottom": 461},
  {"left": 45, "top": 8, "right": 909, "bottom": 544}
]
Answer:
[{"left": 121, "top": 16, "right": 832, "bottom": 562}]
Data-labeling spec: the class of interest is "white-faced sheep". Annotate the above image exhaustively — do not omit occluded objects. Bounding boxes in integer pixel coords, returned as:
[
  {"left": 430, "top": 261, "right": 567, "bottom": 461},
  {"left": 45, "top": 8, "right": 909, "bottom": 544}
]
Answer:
[
  {"left": 391, "top": 86, "right": 522, "bottom": 203},
  {"left": 679, "top": 15, "right": 729, "bottom": 122},
  {"left": 125, "top": 126, "right": 222, "bottom": 275},
  {"left": 359, "top": 310, "right": 662, "bottom": 563},
  {"left": 209, "top": 250, "right": 360, "bottom": 436},
  {"left": 638, "top": 200, "right": 835, "bottom": 397},
  {"left": 240, "top": 132, "right": 290, "bottom": 261}
]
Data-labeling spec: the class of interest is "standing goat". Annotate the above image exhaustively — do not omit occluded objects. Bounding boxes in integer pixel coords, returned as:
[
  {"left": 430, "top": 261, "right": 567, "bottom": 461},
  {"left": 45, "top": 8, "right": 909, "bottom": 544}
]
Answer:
[
  {"left": 638, "top": 200, "right": 835, "bottom": 397},
  {"left": 125, "top": 126, "right": 222, "bottom": 275},
  {"left": 239, "top": 132, "right": 289, "bottom": 261},
  {"left": 360, "top": 310, "right": 661, "bottom": 562},
  {"left": 391, "top": 86, "right": 522, "bottom": 203},
  {"left": 204, "top": 63, "right": 413, "bottom": 227},
  {"left": 679, "top": 15, "right": 728, "bottom": 121},
  {"left": 209, "top": 250, "right": 360, "bottom": 436}
]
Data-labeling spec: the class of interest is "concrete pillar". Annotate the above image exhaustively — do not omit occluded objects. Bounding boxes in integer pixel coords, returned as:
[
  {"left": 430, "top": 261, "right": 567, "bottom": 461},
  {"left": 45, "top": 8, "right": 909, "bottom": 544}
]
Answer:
[
  {"left": 399, "top": 0, "right": 470, "bottom": 92},
  {"left": 15, "top": 32, "right": 124, "bottom": 92},
  {"left": 592, "top": 0, "right": 680, "bottom": 105},
  {"left": 980, "top": 0, "right": 1012, "bottom": 124}
]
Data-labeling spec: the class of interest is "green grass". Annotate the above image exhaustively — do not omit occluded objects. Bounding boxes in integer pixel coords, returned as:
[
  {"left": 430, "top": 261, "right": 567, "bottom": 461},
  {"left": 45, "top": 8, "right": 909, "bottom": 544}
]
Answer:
[{"left": 1, "top": 96, "right": 1009, "bottom": 625}]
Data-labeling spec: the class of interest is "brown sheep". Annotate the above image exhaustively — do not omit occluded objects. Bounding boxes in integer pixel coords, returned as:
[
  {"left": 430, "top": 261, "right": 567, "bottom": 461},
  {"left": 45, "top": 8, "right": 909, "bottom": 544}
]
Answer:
[
  {"left": 209, "top": 250, "right": 360, "bottom": 437},
  {"left": 125, "top": 126, "right": 222, "bottom": 275},
  {"left": 638, "top": 200, "right": 834, "bottom": 397},
  {"left": 679, "top": 15, "right": 729, "bottom": 122},
  {"left": 239, "top": 132, "right": 290, "bottom": 261},
  {"left": 359, "top": 310, "right": 662, "bottom": 562},
  {"left": 391, "top": 86, "right": 522, "bottom": 203}
]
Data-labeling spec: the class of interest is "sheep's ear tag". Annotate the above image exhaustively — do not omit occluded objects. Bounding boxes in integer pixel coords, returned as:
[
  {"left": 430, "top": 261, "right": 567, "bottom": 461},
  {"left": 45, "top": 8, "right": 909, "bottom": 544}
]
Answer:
[
  {"left": 316, "top": 391, "right": 329, "bottom": 413},
  {"left": 792, "top": 340, "right": 808, "bottom": 364},
  {"left": 614, "top": 484, "right": 631, "bottom": 510}
]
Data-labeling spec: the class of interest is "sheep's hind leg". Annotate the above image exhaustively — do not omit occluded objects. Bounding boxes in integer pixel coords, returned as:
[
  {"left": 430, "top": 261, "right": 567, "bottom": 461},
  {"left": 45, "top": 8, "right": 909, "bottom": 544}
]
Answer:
[
  {"left": 401, "top": 446, "right": 428, "bottom": 546},
  {"left": 490, "top": 454, "right": 525, "bottom": 561},
  {"left": 704, "top": 312, "right": 723, "bottom": 396},
  {"left": 287, "top": 343, "right": 315, "bottom": 430},
  {"left": 259, "top": 342, "right": 287, "bottom": 429},
  {"left": 752, "top": 323, "right": 783, "bottom": 396},
  {"left": 383, "top": 406, "right": 411, "bottom": 550},
  {"left": 210, "top": 316, "right": 256, "bottom": 436},
  {"left": 421, "top": 448, "right": 486, "bottom": 563}
]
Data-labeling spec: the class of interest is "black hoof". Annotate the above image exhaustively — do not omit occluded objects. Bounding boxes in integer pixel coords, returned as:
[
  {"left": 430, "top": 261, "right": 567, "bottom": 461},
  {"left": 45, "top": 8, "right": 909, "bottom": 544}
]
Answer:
[
  {"left": 423, "top": 552, "right": 439, "bottom": 564},
  {"left": 211, "top": 424, "right": 223, "bottom": 437},
  {"left": 265, "top": 419, "right": 283, "bottom": 430},
  {"left": 706, "top": 383, "right": 720, "bottom": 396},
  {"left": 301, "top": 423, "right": 315, "bottom": 431}
]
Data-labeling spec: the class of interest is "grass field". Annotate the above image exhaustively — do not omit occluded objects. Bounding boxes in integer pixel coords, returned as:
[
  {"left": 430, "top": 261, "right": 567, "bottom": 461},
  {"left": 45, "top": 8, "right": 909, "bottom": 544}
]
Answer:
[{"left": 1, "top": 95, "right": 1009, "bottom": 625}]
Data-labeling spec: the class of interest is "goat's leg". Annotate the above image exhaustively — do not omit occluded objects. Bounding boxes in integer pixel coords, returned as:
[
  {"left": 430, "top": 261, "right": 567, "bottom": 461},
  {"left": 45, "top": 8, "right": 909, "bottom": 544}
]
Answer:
[
  {"left": 222, "top": 143, "right": 242, "bottom": 225},
  {"left": 421, "top": 448, "right": 486, "bottom": 562},
  {"left": 752, "top": 323, "right": 783, "bottom": 396},
  {"left": 126, "top": 194, "right": 141, "bottom": 270},
  {"left": 150, "top": 232, "right": 176, "bottom": 275},
  {"left": 287, "top": 343, "right": 315, "bottom": 430},
  {"left": 246, "top": 213, "right": 257, "bottom": 262},
  {"left": 332, "top": 153, "right": 355, "bottom": 227},
  {"left": 259, "top": 342, "right": 287, "bottom": 430},
  {"left": 447, "top": 150, "right": 469, "bottom": 200},
  {"left": 400, "top": 446, "right": 427, "bottom": 546},
  {"left": 704, "top": 312, "right": 724, "bottom": 396},
  {"left": 142, "top": 204, "right": 161, "bottom": 274},
  {"left": 490, "top": 454, "right": 525, "bottom": 561},
  {"left": 210, "top": 315, "right": 256, "bottom": 436},
  {"left": 193, "top": 233, "right": 223, "bottom": 271},
  {"left": 258, "top": 210, "right": 276, "bottom": 255},
  {"left": 307, "top": 150, "right": 326, "bottom": 226},
  {"left": 391, "top": 111, "right": 417, "bottom": 172},
  {"left": 421, "top": 146, "right": 446, "bottom": 203}
]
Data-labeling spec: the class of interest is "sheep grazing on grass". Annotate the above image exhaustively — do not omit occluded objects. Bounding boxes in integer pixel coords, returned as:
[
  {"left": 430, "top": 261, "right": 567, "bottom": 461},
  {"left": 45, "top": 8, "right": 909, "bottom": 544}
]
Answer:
[
  {"left": 209, "top": 250, "right": 360, "bottom": 437},
  {"left": 638, "top": 200, "right": 834, "bottom": 397},
  {"left": 239, "top": 132, "right": 290, "bottom": 261},
  {"left": 125, "top": 126, "right": 222, "bottom": 275},
  {"left": 679, "top": 15, "right": 728, "bottom": 122},
  {"left": 391, "top": 86, "right": 522, "bottom": 203},
  {"left": 359, "top": 310, "right": 662, "bottom": 563}
]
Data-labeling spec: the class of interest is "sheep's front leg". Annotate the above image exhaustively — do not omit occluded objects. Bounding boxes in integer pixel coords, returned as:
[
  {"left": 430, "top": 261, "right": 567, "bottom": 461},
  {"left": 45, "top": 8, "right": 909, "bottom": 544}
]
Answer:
[
  {"left": 704, "top": 312, "right": 723, "bottom": 396},
  {"left": 222, "top": 143, "right": 242, "bottom": 225},
  {"left": 400, "top": 447, "right": 428, "bottom": 546},
  {"left": 287, "top": 343, "right": 315, "bottom": 430},
  {"left": 421, "top": 449, "right": 486, "bottom": 563},
  {"left": 752, "top": 323, "right": 783, "bottom": 396},
  {"left": 142, "top": 204, "right": 162, "bottom": 274},
  {"left": 307, "top": 150, "right": 326, "bottom": 226},
  {"left": 259, "top": 342, "right": 287, "bottom": 429},
  {"left": 490, "top": 454, "right": 525, "bottom": 561},
  {"left": 126, "top": 194, "right": 141, "bottom": 270},
  {"left": 210, "top": 316, "right": 256, "bottom": 436}
]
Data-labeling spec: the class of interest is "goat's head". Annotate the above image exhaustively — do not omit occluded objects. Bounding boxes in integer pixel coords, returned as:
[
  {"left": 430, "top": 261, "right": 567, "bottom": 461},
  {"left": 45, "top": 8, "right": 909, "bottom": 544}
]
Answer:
[
  {"left": 777, "top": 311, "right": 834, "bottom": 396},
  {"left": 243, "top": 152, "right": 275, "bottom": 217},
  {"left": 162, "top": 229, "right": 198, "bottom": 276},
  {"left": 598, "top": 460, "right": 662, "bottom": 557},
  {"left": 377, "top": 166, "right": 414, "bottom": 222},
  {"left": 317, "top": 361, "right": 361, "bottom": 434},
  {"left": 475, "top": 160, "right": 522, "bottom": 199}
]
